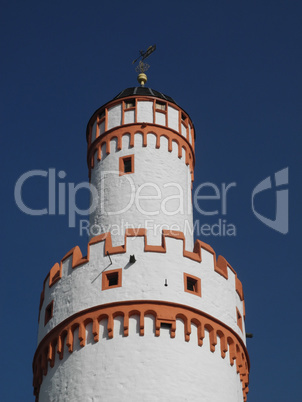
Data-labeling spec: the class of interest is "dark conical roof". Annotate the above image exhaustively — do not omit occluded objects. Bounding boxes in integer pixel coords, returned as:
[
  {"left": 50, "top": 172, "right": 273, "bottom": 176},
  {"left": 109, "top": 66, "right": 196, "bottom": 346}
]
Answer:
[{"left": 112, "top": 87, "right": 177, "bottom": 105}]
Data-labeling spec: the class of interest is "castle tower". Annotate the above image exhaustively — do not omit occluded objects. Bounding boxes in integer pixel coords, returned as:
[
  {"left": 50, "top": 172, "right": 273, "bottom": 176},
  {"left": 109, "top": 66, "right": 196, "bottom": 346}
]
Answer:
[{"left": 33, "top": 74, "right": 250, "bottom": 401}]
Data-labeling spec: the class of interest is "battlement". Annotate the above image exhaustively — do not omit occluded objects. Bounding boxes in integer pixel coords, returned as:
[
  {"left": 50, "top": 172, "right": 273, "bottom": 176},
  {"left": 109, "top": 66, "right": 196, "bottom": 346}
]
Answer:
[
  {"left": 38, "top": 229, "right": 245, "bottom": 346},
  {"left": 40, "top": 229, "right": 243, "bottom": 304}
]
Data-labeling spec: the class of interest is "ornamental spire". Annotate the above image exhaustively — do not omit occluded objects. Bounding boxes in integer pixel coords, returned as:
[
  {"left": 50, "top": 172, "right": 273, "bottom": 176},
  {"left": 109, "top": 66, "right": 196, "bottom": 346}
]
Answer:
[{"left": 132, "top": 44, "right": 156, "bottom": 86}]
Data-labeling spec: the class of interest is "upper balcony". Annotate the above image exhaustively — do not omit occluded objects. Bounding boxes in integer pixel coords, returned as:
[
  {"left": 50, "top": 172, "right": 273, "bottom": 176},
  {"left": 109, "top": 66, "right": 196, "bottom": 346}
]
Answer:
[{"left": 86, "top": 87, "right": 195, "bottom": 152}]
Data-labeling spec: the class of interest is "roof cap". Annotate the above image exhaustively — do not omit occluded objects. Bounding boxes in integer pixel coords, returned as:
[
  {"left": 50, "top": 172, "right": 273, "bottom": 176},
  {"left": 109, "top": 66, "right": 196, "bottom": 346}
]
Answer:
[{"left": 112, "top": 87, "right": 177, "bottom": 105}]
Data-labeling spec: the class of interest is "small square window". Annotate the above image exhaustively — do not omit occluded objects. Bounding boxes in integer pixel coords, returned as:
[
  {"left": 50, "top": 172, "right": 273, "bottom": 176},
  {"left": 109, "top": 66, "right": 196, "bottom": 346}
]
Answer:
[
  {"left": 98, "top": 110, "right": 105, "bottom": 120},
  {"left": 187, "top": 277, "right": 197, "bottom": 292},
  {"left": 119, "top": 155, "right": 134, "bottom": 175},
  {"left": 181, "top": 112, "right": 186, "bottom": 121},
  {"left": 107, "top": 272, "right": 119, "bottom": 287},
  {"left": 156, "top": 101, "right": 166, "bottom": 111},
  {"left": 237, "top": 308, "right": 243, "bottom": 332},
  {"left": 123, "top": 158, "right": 132, "bottom": 173},
  {"left": 102, "top": 268, "right": 122, "bottom": 290},
  {"left": 125, "top": 99, "right": 135, "bottom": 109},
  {"left": 184, "top": 273, "right": 201, "bottom": 297},
  {"left": 44, "top": 301, "right": 54, "bottom": 326}
]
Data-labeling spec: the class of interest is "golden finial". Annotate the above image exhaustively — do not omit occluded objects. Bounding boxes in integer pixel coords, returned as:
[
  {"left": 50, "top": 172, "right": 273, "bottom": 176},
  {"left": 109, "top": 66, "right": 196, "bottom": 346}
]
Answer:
[{"left": 132, "top": 45, "right": 156, "bottom": 87}]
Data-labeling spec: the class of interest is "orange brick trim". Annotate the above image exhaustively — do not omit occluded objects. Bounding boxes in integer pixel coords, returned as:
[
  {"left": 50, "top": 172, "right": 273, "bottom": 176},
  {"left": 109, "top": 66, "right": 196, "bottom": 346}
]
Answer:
[
  {"left": 39, "top": 229, "right": 245, "bottom": 316},
  {"left": 184, "top": 272, "right": 201, "bottom": 297},
  {"left": 102, "top": 268, "right": 122, "bottom": 290},
  {"left": 236, "top": 277, "right": 244, "bottom": 301},
  {"left": 216, "top": 255, "right": 228, "bottom": 279},
  {"left": 86, "top": 95, "right": 195, "bottom": 146},
  {"left": 49, "top": 263, "right": 62, "bottom": 287},
  {"left": 33, "top": 300, "right": 249, "bottom": 401},
  {"left": 87, "top": 124, "right": 195, "bottom": 182},
  {"left": 243, "top": 299, "right": 246, "bottom": 319}
]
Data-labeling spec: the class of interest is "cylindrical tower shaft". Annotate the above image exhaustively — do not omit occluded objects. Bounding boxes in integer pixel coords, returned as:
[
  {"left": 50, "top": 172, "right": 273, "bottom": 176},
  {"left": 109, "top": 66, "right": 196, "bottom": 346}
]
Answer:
[
  {"left": 86, "top": 88, "right": 196, "bottom": 248},
  {"left": 33, "top": 85, "right": 249, "bottom": 402}
]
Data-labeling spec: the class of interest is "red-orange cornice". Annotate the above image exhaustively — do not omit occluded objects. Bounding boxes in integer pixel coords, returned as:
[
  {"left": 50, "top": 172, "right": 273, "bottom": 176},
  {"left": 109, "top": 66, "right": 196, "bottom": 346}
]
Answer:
[
  {"left": 87, "top": 124, "right": 195, "bottom": 181},
  {"left": 33, "top": 300, "right": 249, "bottom": 401}
]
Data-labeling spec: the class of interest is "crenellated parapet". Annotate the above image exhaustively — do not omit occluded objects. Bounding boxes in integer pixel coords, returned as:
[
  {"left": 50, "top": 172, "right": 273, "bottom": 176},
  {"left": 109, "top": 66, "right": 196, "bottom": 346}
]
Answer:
[
  {"left": 38, "top": 229, "right": 246, "bottom": 345},
  {"left": 43, "top": 229, "right": 243, "bottom": 298}
]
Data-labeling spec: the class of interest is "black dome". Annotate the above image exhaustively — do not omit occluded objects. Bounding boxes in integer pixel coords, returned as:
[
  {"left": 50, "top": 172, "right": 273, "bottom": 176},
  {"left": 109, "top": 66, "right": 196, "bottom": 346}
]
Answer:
[{"left": 112, "top": 87, "right": 177, "bottom": 105}]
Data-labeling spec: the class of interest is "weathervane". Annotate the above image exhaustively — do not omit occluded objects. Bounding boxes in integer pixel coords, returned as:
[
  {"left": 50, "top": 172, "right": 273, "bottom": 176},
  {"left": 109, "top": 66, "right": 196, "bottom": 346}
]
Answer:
[{"left": 132, "top": 44, "right": 156, "bottom": 87}]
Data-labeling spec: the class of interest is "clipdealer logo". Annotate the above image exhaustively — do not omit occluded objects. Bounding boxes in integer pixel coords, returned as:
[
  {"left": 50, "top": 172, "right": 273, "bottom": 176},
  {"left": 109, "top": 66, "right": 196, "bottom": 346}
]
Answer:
[
  {"left": 251, "top": 167, "right": 289, "bottom": 234},
  {"left": 13, "top": 167, "right": 289, "bottom": 236}
]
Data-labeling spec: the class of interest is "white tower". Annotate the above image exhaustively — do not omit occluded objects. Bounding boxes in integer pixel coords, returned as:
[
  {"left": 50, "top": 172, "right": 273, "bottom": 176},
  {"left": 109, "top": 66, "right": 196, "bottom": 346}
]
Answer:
[{"left": 33, "top": 78, "right": 249, "bottom": 401}]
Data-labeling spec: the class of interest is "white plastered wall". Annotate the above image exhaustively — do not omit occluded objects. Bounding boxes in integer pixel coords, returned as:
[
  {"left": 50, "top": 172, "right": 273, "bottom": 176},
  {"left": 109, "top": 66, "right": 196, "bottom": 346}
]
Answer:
[
  {"left": 108, "top": 104, "right": 122, "bottom": 130},
  {"left": 38, "top": 316, "right": 244, "bottom": 402},
  {"left": 38, "top": 236, "right": 245, "bottom": 344},
  {"left": 89, "top": 132, "right": 194, "bottom": 248}
]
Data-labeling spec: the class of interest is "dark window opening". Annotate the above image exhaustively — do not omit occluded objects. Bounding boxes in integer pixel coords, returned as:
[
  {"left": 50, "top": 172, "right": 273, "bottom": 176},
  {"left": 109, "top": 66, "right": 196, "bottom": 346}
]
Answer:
[
  {"left": 125, "top": 99, "right": 135, "bottom": 109},
  {"left": 44, "top": 301, "right": 53, "bottom": 326},
  {"left": 156, "top": 101, "right": 166, "bottom": 111},
  {"left": 99, "top": 110, "right": 105, "bottom": 119},
  {"left": 119, "top": 155, "right": 134, "bottom": 176},
  {"left": 107, "top": 272, "right": 119, "bottom": 287},
  {"left": 160, "top": 322, "right": 172, "bottom": 330},
  {"left": 123, "top": 158, "right": 132, "bottom": 173},
  {"left": 184, "top": 273, "right": 201, "bottom": 297},
  {"left": 187, "top": 277, "right": 198, "bottom": 292},
  {"left": 181, "top": 113, "right": 186, "bottom": 121},
  {"left": 237, "top": 308, "right": 243, "bottom": 331},
  {"left": 102, "top": 268, "right": 122, "bottom": 290}
]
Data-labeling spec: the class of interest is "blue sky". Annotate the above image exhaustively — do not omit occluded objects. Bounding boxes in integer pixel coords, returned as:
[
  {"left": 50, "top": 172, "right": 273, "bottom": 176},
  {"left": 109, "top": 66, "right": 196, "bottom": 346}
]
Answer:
[{"left": 1, "top": 1, "right": 301, "bottom": 401}]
